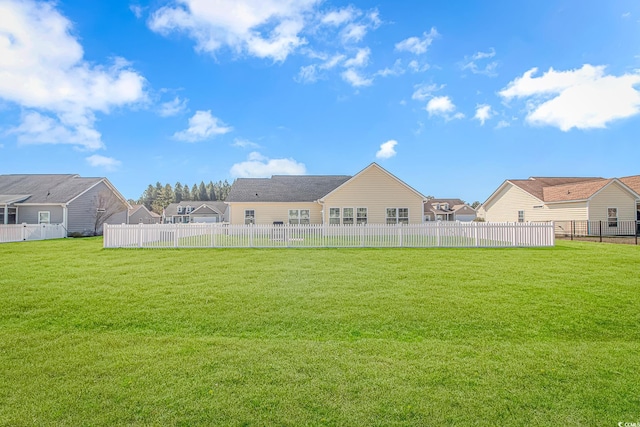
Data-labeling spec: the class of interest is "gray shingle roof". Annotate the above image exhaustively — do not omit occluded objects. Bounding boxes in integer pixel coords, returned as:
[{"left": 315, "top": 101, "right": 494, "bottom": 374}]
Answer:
[
  {"left": 226, "top": 175, "right": 352, "bottom": 202},
  {"left": 164, "top": 201, "right": 228, "bottom": 216},
  {"left": 0, "top": 174, "right": 103, "bottom": 204}
]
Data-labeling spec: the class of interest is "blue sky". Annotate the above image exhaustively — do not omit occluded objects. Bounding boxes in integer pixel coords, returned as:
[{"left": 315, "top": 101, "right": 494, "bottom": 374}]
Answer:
[{"left": 1, "top": 0, "right": 639, "bottom": 202}]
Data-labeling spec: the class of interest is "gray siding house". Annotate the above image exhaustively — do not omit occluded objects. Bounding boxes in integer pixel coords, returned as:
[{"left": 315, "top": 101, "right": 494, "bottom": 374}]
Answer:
[
  {"left": 162, "top": 201, "right": 228, "bottom": 223},
  {"left": 128, "top": 205, "right": 161, "bottom": 224},
  {"left": 0, "top": 174, "right": 130, "bottom": 235}
]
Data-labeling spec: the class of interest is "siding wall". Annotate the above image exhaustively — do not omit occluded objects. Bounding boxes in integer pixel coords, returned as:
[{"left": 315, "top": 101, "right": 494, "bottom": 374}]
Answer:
[
  {"left": 588, "top": 182, "right": 638, "bottom": 222},
  {"left": 483, "top": 184, "right": 589, "bottom": 222},
  {"left": 129, "top": 209, "right": 160, "bottom": 224},
  {"left": 67, "top": 181, "right": 128, "bottom": 234},
  {"left": 17, "top": 205, "right": 64, "bottom": 225},
  {"left": 228, "top": 202, "right": 322, "bottom": 225},
  {"left": 322, "top": 166, "right": 424, "bottom": 224}
]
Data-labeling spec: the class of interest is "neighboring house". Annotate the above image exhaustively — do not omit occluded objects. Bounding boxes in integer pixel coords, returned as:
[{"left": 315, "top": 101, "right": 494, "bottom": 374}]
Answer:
[
  {"left": 479, "top": 176, "right": 640, "bottom": 227},
  {"left": 128, "top": 204, "right": 161, "bottom": 224},
  {"left": 162, "top": 201, "right": 228, "bottom": 223},
  {"left": 424, "top": 198, "right": 477, "bottom": 222},
  {"left": 0, "top": 174, "right": 130, "bottom": 235},
  {"left": 225, "top": 163, "right": 426, "bottom": 225}
]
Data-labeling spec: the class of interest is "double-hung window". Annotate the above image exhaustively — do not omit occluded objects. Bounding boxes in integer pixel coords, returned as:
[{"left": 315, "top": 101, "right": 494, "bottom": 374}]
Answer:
[
  {"left": 356, "top": 208, "right": 368, "bottom": 225},
  {"left": 607, "top": 207, "right": 618, "bottom": 227},
  {"left": 386, "top": 208, "right": 409, "bottom": 224},
  {"left": 343, "top": 208, "right": 354, "bottom": 225},
  {"left": 244, "top": 210, "right": 255, "bottom": 225},
  {"left": 329, "top": 208, "right": 341, "bottom": 225},
  {"left": 38, "top": 211, "right": 50, "bottom": 224},
  {"left": 289, "top": 209, "right": 310, "bottom": 225},
  {"left": 518, "top": 210, "right": 525, "bottom": 223}
]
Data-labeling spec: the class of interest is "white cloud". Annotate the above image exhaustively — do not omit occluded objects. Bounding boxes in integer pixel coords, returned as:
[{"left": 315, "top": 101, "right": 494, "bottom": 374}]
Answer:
[
  {"left": 232, "top": 138, "right": 260, "bottom": 148},
  {"left": 173, "top": 110, "right": 232, "bottom": 142},
  {"left": 295, "top": 64, "right": 318, "bottom": 83},
  {"left": 86, "top": 154, "right": 122, "bottom": 171},
  {"left": 9, "top": 111, "right": 103, "bottom": 150},
  {"left": 622, "top": 12, "right": 631, "bottom": 18},
  {"left": 341, "top": 69, "right": 373, "bottom": 87},
  {"left": 395, "top": 28, "right": 439, "bottom": 55},
  {"left": 411, "top": 83, "right": 443, "bottom": 101},
  {"left": 321, "top": 7, "right": 358, "bottom": 26},
  {"left": 148, "top": 0, "right": 319, "bottom": 62},
  {"left": 499, "top": 64, "right": 640, "bottom": 131},
  {"left": 230, "top": 151, "right": 306, "bottom": 177},
  {"left": 159, "top": 96, "right": 188, "bottom": 117},
  {"left": 474, "top": 104, "right": 492, "bottom": 125},
  {"left": 426, "top": 96, "right": 464, "bottom": 120},
  {"left": 408, "top": 60, "right": 429, "bottom": 73},
  {"left": 376, "top": 59, "right": 404, "bottom": 77},
  {"left": 130, "top": 4, "right": 143, "bottom": 18},
  {"left": 341, "top": 23, "right": 367, "bottom": 43},
  {"left": 495, "top": 120, "right": 510, "bottom": 129},
  {"left": 0, "top": 0, "right": 147, "bottom": 151},
  {"left": 344, "top": 48, "right": 370, "bottom": 68},
  {"left": 376, "top": 139, "right": 397, "bottom": 159},
  {"left": 461, "top": 48, "right": 498, "bottom": 76}
]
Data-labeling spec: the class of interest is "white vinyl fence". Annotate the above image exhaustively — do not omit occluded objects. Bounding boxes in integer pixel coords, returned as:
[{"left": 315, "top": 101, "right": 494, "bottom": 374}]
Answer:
[
  {"left": 0, "top": 223, "right": 66, "bottom": 243},
  {"left": 104, "top": 222, "right": 555, "bottom": 249}
]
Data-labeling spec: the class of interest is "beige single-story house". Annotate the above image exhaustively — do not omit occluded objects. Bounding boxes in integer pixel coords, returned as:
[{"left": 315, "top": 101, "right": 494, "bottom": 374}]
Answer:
[
  {"left": 225, "top": 163, "right": 427, "bottom": 225},
  {"left": 162, "top": 201, "right": 228, "bottom": 223},
  {"left": 128, "top": 204, "right": 161, "bottom": 224},
  {"left": 424, "top": 198, "right": 477, "bottom": 222},
  {"left": 479, "top": 176, "right": 640, "bottom": 228},
  {"left": 0, "top": 174, "right": 130, "bottom": 235}
]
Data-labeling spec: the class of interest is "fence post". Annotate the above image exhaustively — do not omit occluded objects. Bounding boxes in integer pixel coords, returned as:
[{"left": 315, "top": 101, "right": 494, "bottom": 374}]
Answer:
[
  {"left": 571, "top": 221, "right": 574, "bottom": 240},
  {"left": 21, "top": 223, "right": 26, "bottom": 241},
  {"left": 398, "top": 225, "right": 403, "bottom": 247},
  {"left": 599, "top": 221, "right": 602, "bottom": 243}
]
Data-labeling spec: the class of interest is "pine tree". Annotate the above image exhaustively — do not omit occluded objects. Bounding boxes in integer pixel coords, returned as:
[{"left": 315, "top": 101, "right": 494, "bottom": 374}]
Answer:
[
  {"left": 198, "top": 181, "right": 208, "bottom": 201},
  {"left": 206, "top": 181, "right": 216, "bottom": 201},
  {"left": 174, "top": 182, "right": 183, "bottom": 203},
  {"left": 191, "top": 184, "right": 199, "bottom": 201}
]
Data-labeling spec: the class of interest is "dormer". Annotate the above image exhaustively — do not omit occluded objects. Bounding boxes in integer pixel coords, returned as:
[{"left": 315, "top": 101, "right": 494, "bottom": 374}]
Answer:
[
  {"left": 186, "top": 205, "right": 193, "bottom": 213},
  {"left": 177, "top": 206, "right": 183, "bottom": 214}
]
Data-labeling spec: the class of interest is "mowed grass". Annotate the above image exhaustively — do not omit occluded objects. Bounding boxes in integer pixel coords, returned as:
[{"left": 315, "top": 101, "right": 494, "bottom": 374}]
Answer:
[{"left": 1, "top": 238, "right": 639, "bottom": 426}]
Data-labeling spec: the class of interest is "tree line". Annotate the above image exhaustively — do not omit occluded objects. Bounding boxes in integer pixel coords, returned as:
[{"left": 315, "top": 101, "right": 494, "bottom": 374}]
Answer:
[{"left": 136, "top": 180, "right": 232, "bottom": 214}]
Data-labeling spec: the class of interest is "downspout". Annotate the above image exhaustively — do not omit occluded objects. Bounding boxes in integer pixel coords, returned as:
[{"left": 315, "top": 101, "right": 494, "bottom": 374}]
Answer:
[
  {"left": 3, "top": 204, "right": 7, "bottom": 225},
  {"left": 63, "top": 204, "right": 68, "bottom": 234},
  {"left": 317, "top": 199, "right": 325, "bottom": 224}
]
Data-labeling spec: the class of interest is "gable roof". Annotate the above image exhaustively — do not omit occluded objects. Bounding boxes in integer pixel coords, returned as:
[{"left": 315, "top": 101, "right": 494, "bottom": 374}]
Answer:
[
  {"left": 227, "top": 175, "right": 351, "bottom": 203},
  {"left": 164, "top": 201, "right": 228, "bottom": 216},
  {"left": 129, "top": 204, "right": 161, "bottom": 218},
  {"left": 619, "top": 175, "right": 640, "bottom": 195},
  {"left": 0, "top": 174, "right": 106, "bottom": 204},
  {"left": 484, "top": 175, "right": 639, "bottom": 208},
  {"left": 320, "top": 163, "right": 425, "bottom": 201}
]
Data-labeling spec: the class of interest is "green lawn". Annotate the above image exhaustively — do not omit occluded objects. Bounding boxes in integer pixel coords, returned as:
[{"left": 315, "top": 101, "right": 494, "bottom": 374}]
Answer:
[{"left": 1, "top": 238, "right": 639, "bottom": 426}]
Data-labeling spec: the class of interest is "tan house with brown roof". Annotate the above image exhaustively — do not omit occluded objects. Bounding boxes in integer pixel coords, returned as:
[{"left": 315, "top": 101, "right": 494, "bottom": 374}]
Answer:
[
  {"left": 225, "top": 163, "right": 426, "bottom": 225},
  {"left": 479, "top": 176, "right": 640, "bottom": 229}
]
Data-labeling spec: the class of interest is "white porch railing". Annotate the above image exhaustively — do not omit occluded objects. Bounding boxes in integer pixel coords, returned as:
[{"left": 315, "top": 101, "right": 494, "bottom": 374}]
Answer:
[
  {"left": 0, "top": 223, "right": 66, "bottom": 243},
  {"left": 104, "top": 222, "right": 555, "bottom": 248}
]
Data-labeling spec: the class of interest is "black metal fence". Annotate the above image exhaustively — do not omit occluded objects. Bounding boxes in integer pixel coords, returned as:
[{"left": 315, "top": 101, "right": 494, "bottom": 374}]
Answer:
[{"left": 555, "top": 220, "right": 640, "bottom": 244}]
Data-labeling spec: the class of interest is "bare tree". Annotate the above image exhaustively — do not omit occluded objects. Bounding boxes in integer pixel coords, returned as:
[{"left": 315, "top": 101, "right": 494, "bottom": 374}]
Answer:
[{"left": 94, "top": 190, "right": 127, "bottom": 235}]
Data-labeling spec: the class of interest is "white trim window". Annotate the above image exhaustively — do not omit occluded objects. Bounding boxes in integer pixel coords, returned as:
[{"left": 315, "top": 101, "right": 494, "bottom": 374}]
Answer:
[
  {"left": 607, "top": 207, "right": 618, "bottom": 227},
  {"left": 177, "top": 206, "right": 183, "bottom": 214},
  {"left": 518, "top": 210, "right": 525, "bottom": 223},
  {"left": 38, "top": 211, "right": 50, "bottom": 224},
  {"left": 244, "top": 209, "right": 255, "bottom": 225},
  {"left": 386, "top": 208, "right": 409, "bottom": 225},
  {"left": 356, "top": 208, "right": 368, "bottom": 225},
  {"left": 289, "top": 209, "right": 310, "bottom": 225},
  {"left": 186, "top": 205, "right": 193, "bottom": 214},
  {"left": 343, "top": 208, "right": 354, "bottom": 225},
  {"left": 329, "top": 208, "right": 341, "bottom": 225}
]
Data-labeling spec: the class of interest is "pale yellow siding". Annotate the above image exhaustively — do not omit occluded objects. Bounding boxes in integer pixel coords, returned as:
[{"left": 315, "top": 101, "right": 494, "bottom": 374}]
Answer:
[
  {"left": 484, "top": 184, "right": 590, "bottom": 222},
  {"left": 588, "top": 182, "right": 637, "bottom": 222},
  {"left": 321, "top": 165, "right": 424, "bottom": 224},
  {"left": 228, "top": 202, "right": 322, "bottom": 225}
]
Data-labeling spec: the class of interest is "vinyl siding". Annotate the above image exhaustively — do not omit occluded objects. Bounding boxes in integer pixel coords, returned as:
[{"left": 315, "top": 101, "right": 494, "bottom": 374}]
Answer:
[
  {"left": 17, "top": 205, "right": 64, "bottom": 224},
  {"left": 67, "top": 181, "right": 128, "bottom": 234},
  {"left": 129, "top": 209, "right": 160, "bottom": 224},
  {"left": 483, "top": 184, "right": 544, "bottom": 222},
  {"left": 228, "top": 202, "right": 322, "bottom": 225},
  {"left": 322, "top": 165, "right": 424, "bottom": 224},
  {"left": 588, "top": 182, "right": 637, "bottom": 222}
]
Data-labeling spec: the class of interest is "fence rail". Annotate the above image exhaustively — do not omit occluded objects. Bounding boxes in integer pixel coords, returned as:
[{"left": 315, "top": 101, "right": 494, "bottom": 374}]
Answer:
[
  {"left": 104, "top": 222, "right": 555, "bottom": 249},
  {"left": 555, "top": 220, "right": 639, "bottom": 244},
  {"left": 0, "top": 223, "right": 66, "bottom": 243}
]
